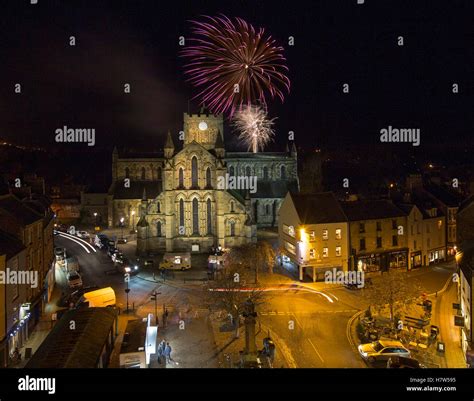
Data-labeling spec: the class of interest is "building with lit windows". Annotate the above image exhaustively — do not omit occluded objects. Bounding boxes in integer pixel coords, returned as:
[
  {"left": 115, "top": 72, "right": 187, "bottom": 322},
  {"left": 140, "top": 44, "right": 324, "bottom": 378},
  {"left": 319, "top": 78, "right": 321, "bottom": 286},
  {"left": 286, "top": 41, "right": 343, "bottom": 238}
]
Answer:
[{"left": 278, "top": 192, "right": 349, "bottom": 281}]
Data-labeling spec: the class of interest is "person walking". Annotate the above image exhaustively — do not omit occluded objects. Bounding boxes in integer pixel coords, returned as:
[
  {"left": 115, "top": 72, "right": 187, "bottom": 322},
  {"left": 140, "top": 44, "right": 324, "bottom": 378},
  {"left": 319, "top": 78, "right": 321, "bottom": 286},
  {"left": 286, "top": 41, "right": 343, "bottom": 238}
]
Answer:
[{"left": 164, "top": 342, "right": 172, "bottom": 365}]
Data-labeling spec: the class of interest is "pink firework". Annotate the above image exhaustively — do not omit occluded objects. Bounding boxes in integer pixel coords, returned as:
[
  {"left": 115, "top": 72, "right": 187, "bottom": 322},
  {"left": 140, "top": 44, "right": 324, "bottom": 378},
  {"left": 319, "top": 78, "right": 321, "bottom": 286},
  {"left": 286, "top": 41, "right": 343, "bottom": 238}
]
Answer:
[{"left": 180, "top": 15, "right": 290, "bottom": 116}]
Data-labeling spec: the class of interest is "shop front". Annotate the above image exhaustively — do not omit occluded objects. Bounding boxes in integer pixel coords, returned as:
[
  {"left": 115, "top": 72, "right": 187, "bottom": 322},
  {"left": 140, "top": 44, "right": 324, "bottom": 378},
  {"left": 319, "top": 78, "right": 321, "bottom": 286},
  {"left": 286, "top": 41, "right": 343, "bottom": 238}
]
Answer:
[
  {"left": 410, "top": 250, "right": 422, "bottom": 270},
  {"left": 429, "top": 248, "right": 446, "bottom": 264},
  {"left": 7, "top": 303, "right": 32, "bottom": 365},
  {"left": 357, "top": 249, "right": 408, "bottom": 273}
]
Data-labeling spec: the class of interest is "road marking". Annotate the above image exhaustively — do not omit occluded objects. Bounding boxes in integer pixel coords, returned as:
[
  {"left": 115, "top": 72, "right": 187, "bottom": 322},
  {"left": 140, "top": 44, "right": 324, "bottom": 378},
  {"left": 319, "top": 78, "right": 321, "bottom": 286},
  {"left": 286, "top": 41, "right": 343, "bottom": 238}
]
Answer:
[
  {"left": 307, "top": 338, "right": 324, "bottom": 364},
  {"left": 58, "top": 233, "right": 90, "bottom": 254},
  {"left": 277, "top": 311, "right": 285, "bottom": 315}
]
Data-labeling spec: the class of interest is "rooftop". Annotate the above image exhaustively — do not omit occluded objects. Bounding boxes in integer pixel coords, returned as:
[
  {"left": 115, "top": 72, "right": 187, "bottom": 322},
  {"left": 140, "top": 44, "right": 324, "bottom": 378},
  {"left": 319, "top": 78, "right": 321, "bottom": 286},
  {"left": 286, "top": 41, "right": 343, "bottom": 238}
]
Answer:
[
  {"left": 291, "top": 192, "right": 347, "bottom": 224},
  {"left": 26, "top": 308, "right": 116, "bottom": 368},
  {"left": 0, "top": 194, "right": 43, "bottom": 226},
  {"left": 110, "top": 180, "right": 163, "bottom": 200},
  {"left": 0, "top": 230, "right": 26, "bottom": 259},
  {"left": 340, "top": 199, "right": 406, "bottom": 221},
  {"left": 120, "top": 319, "right": 147, "bottom": 354}
]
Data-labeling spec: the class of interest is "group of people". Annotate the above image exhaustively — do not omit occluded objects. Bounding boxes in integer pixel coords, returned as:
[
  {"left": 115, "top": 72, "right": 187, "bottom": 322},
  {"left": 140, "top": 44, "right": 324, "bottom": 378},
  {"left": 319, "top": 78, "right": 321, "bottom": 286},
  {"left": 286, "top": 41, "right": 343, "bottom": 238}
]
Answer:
[{"left": 157, "top": 340, "right": 173, "bottom": 365}]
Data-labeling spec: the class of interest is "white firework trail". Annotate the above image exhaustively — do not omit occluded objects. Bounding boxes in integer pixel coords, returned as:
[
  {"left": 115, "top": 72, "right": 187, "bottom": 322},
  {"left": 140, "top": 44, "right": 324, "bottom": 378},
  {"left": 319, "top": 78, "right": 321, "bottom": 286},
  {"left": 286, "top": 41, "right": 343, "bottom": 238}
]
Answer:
[{"left": 232, "top": 105, "right": 276, "bottom": 153}]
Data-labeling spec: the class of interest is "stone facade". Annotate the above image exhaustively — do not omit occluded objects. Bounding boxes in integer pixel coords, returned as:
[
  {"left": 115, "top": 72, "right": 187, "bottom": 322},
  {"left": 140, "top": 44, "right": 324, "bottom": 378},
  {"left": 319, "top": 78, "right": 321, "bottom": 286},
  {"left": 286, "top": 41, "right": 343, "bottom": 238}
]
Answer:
[{"left": 108, "top": 110, "right": 299, "bottom": 254}]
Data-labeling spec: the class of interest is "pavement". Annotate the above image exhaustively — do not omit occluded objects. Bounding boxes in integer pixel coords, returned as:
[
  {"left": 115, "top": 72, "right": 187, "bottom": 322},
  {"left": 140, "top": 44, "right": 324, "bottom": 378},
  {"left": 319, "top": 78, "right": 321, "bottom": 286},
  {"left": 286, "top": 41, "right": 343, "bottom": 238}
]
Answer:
[{"left": 347, "top": 261, "right": 467, "bottom": 368}]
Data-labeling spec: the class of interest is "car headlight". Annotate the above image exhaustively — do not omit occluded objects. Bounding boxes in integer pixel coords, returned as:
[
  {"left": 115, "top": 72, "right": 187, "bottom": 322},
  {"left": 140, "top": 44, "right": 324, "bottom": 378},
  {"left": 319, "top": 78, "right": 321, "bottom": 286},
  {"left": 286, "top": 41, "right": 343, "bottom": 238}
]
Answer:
[
  {"left": 125, "top": 267, "right": 131, "bottom": 273},
  {"left": 134, "top": 266, "right": 138, "bottom": 270}
]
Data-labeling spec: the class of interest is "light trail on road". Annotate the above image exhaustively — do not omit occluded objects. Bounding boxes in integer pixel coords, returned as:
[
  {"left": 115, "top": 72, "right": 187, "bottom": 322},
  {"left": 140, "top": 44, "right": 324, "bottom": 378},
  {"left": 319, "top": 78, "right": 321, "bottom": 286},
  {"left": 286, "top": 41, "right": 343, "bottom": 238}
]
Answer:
[
  {"left": 58, "top": 231, "right": 97, "bottom": 253},
  {"left": 208, "top": 285, "right": 335, "bottom": 303},
  {"left": 57, "top": 232, "right": 91, "bottom": 254}
]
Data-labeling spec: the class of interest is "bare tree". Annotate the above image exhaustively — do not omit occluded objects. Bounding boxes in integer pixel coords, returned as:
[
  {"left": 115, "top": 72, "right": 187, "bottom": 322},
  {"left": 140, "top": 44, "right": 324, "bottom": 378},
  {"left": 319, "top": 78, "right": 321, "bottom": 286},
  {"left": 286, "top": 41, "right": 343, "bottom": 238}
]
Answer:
[
  {"left": 362, "top": 270, "right": 422, "bottom": 327},
  {"left": 225, "top": 241, "right": 276, "bottom": 283},
  {"left": 205, "top": 258, "right": 265, "bottom": 338}
]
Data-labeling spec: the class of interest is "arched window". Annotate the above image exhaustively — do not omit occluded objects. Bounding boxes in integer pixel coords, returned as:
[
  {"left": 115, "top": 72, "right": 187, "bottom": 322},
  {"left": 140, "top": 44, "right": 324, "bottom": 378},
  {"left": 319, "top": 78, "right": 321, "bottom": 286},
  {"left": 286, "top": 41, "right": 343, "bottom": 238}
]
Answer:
[
  {"left": 157, "top": 221, "right": 162, "bottom": 237},
  {"left": 157, "top": 167, "right": 162, "bottom": 180},
  {"left": 280, "top": 165, "right": 286, "bottom": 179},
  {"left": 206, "top": 167, "right": 212, "bottom": 188},
  {"left": 156, "top": 202, "right": 161, "bottom": 213},
  {"left": 207, "top": 199, "right": 212, "bottom": 234},
  {"left": 125, "top": 167, "right": 130, "bottom": 178},
  {"left": 265, "top": 204, "right": 270, "bottom": 215},
  {"left": 230, "top": 201, "right": 235, "bottom": 213},
  {"left": 179, "top": 199, "right": 184, "bottom": 230},
  {"left": 141, "top": 167, "right": 146, "bottom": 180},
  {"left": 263, "top": 166, "right": 269, "bottom": 180},
  {"left": 230, "top": 221, "right": 235, "bottom": 237},
  {"left": 192, "top": 198, "right": 199, "bottom": 235},
  {"left": 245, "top": 166, "right": 251, "bottom": 177},
  {"left": 178, "top": 168, "right": 184, "bottom": 188},
  {"left": 229, "top": 166, "right": 235, "bottom": 176},
  {"left": 191, "top": 156, "right": 198, "bottom": 188}
]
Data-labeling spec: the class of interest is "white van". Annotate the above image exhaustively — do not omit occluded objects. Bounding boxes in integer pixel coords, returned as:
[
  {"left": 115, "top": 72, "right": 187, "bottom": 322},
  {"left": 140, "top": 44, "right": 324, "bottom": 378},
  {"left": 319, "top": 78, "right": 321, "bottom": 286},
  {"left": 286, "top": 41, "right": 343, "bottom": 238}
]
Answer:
[
  {"left": 159, "top": 252, "right": 191, "bottom": 271},
  {"left": 80, "top": 287, "right": 116, "bottom": 308}
]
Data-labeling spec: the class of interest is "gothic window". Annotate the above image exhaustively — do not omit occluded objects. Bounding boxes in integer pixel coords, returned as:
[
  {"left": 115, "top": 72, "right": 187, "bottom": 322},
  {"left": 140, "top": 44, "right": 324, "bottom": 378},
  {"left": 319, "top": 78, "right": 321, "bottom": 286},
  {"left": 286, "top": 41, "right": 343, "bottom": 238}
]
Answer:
[
  {"left": 125, "top": 167, "right": 130, "bottom": 178},
  {"left": 179, "top": 199, "right": 184, "bottom": 230},
  {"left": 263, "top": 166, "right": 269, "bottom": 180},
  {"left": 157, "top": 166, "right": 162, "bottom": 180},
  {"left": 206, "top": 167, "right": 212, "bottom": 188},
  {"left": 229, "top": 166, "right": 235, "bottom": 176},
  {"left": 230, "top": 221, "right": 235, "bottom": 237},
  {"left": 156, "top": 202, "right": 161, "bottom": 213},
  {"left": 246, "top": 166, "right": 251, "bottom": 176},
  {"left": 230, "top": 201, "right": 235, "bottom": 212},
  {"left": 179, "top": 168, "right": 184, "bottom": 188},
  {"left": 191, "top": 156, "right": 198, "bottom": 188},
  {"left": 157, "top": 221, "right": 162, "bottom": 237},
  {"left": 141, "top": 167, "right": 146, "bottom": 180},
  {"left": 265, "top": 204, "right": 270, "bottom": 215},
  {"left": 207, "top": 199, "right": 212, "bottom": 234},
  {"left": 280, "top": 165, "right": 286, "bottom": 179},
  {"left": 192, "top": 198, "right": 199, "bottom": 235}
]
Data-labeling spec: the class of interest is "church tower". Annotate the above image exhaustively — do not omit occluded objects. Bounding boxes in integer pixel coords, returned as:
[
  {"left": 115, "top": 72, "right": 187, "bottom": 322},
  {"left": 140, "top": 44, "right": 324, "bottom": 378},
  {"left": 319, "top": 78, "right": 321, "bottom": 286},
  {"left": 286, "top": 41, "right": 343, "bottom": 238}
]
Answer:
[{"left": 183, "top": 107, "right": 224, "bottom": 150}]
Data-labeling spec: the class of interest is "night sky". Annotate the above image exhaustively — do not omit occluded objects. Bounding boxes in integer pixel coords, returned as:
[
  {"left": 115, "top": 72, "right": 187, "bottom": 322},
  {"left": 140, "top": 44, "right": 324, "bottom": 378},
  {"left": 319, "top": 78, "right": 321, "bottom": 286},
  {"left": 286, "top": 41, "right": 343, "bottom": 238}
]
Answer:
[{"left": 0, "top": 0, "right": 472, "bottom": 152}]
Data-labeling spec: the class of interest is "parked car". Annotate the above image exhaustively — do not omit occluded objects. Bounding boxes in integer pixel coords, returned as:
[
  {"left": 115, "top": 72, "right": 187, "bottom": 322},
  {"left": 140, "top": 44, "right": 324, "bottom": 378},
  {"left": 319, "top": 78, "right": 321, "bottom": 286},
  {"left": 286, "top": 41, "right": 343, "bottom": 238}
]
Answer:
[
  {"left": 76, "top": 231, "right": 90, "bottom": 239},
  {"left": 67, "top": 271, "right": 83, "bottom": 289},
  {"left": 112, "top": 252, "right": 124, "bottom": 263},
  {"left": 358, "top": 340, "right": 410, "bottom": 363},
  {"left": 107, "top": 247, "right": 119, "bottom": 259},
  {"left": 117, "top": 237, "right": 128, "bottom": 244},
  {"left": 59, "top": 286, "right": 100, "bottom": 307},
  {"left": 94, "top": 234, "right": 108, "bottom": 249},
  {"left": 387, "top": 356, "right": 426, "bottom": 368}
]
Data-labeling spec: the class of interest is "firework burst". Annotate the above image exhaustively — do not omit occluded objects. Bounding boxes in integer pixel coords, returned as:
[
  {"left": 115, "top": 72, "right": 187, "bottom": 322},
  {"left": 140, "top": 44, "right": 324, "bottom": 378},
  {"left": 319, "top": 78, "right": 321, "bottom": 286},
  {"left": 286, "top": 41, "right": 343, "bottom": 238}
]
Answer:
[
  {"left": 181, "top": 15, "right": 290, "bottom": 116},
  {"left": 232, "top": 105, "right": 276, "bottom": 153}
]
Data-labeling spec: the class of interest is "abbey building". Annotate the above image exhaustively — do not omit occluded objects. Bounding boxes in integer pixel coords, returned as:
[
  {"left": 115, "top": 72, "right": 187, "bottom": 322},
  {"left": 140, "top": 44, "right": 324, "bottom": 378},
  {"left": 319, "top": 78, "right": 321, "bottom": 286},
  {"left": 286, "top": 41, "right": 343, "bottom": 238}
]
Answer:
[{"left": 107, "top": 110, "right": 299, "bottom": 254}]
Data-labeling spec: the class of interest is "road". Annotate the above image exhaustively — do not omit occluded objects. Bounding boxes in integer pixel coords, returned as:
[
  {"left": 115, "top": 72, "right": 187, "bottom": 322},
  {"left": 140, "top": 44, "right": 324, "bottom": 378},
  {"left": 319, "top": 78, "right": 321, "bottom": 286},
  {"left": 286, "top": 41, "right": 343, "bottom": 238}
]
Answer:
[{"left": 54, "top": 232, "right": 457, "bottom": 368}]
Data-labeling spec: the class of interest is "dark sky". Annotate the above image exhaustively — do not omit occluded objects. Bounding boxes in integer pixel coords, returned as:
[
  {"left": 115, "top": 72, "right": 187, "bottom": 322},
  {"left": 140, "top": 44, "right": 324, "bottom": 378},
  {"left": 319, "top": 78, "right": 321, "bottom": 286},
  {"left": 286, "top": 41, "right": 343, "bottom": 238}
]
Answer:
[{"left": 0, "top": 0, "right": 472, "bottom": 152}]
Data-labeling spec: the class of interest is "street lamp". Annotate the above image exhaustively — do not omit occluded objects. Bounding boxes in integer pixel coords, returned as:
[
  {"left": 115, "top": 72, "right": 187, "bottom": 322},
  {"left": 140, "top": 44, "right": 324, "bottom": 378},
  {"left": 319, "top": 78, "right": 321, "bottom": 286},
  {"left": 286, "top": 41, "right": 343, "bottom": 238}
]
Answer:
[
  {"left": 131, "top": 211, "right": 136, "bottom": 233},
  {"left": 120, "top": 217, "right": 125, "bottom": 240},
  {"left": 150, "top": 290, "right": 161, "bottom": 326},
  {"left": 125, "top": 274, "right": 130, "bottom": 313}
]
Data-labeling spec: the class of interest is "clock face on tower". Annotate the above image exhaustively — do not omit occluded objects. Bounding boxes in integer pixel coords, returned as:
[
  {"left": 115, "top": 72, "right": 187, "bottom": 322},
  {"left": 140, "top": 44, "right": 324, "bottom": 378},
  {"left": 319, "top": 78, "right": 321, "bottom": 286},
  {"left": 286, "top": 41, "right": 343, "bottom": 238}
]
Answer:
[{"left": 198, "top": 121, "right": 208, "bottom": 131}]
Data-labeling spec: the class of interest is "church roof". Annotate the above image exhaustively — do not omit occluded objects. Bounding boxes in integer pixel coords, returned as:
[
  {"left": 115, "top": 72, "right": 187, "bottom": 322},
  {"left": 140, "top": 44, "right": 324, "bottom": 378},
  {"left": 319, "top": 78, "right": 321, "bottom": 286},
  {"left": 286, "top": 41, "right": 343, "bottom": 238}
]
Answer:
[
  {"left": 226, "top": 152, "right": 290, "bottom": 159},
  {"left": 110, "top": 181, "right": 162, "bottom": 200},
  {"left": 235, "top": 180, "right": 299, "bottom": 199}
]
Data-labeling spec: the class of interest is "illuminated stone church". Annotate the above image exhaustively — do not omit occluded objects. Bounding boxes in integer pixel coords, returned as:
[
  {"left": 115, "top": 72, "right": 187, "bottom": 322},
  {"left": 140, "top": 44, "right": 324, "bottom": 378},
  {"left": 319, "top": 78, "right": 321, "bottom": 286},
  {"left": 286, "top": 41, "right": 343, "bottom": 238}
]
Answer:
[{"left": 108, "top": 109, "right": 298, "bottom": 254}]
